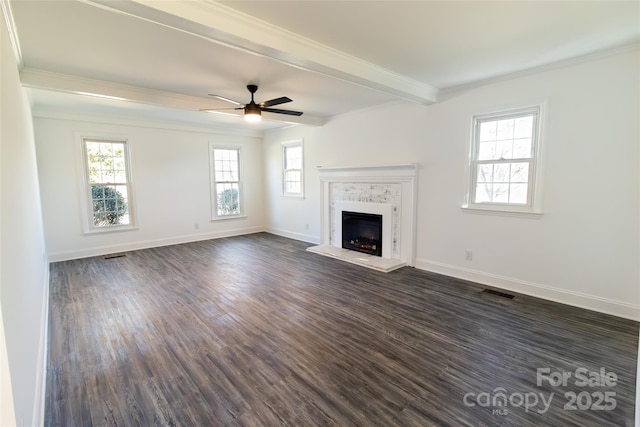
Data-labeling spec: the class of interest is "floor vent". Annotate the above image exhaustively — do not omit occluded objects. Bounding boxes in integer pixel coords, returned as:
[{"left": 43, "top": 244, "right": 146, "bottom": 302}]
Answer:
[
  {"left": 482, "top": 289, "right": 515, "bottom": 299},
  {"left": 103, "top": 253, "right": 126, "bottom": 260}
]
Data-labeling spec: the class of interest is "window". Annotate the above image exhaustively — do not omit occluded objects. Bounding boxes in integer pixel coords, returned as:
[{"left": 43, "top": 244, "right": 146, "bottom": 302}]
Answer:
[
  {"left": 282, "top": 140, "right": 303, "bottom": 197},
  {"left": 211, "top": 146, "right": 242, "bottom": 218},
  {"left": 466, "top": 106, "right": 543, "bottom": 214},
  {"left": 82, "top": 138, "right": 134, "bottom": 230}
]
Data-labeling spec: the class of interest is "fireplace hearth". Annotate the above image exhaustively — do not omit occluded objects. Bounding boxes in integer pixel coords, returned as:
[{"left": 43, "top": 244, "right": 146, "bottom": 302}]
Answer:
[{"left": 342, "top": 211, "right": 382, "bottom": 257}]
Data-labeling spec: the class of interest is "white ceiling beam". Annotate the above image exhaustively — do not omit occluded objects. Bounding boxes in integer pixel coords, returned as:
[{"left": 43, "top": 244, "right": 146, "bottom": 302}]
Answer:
[
  {"left": 85, "top": 0, "right": 439, "bottom": 104},
  {"left": 20, "top": 68, "right": 327, "bottom": 127}
]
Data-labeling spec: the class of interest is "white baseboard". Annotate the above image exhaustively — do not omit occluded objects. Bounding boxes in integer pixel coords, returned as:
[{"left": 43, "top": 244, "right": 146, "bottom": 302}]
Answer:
[
  {"left": 415, "top": 258, "right": 640, "bottom": 321},
  {"left": 48, "top": 226, "right": 266, "bottom": 262},
  {"left": 33, "top": 259, "right": 49, "bottom": 427},
  {"left": 265, "top": 227, "right": 320, "bottom": 245}
]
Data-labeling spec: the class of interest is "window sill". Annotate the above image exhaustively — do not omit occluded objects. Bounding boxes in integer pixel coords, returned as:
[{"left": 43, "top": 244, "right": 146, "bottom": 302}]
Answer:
[
  {"left": 211, "top": 215, "right": 247, "bottom": 222},
  {"left": 84, "top": 225, "right": 139, "bottom": 235},
  {"left": 461, "top": 206, "right": 543, "bottom": 219},
  {"left": 282, "top": 194, "right": 305, "bottom": 199}
]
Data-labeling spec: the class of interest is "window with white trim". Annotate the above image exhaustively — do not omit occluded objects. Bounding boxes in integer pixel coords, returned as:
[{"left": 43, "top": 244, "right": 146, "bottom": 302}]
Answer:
[
  {"left": 211, "top": 146, "right": 242, "bottom": 218},
  {"left": 82, "top": 138, "right": 134, "bottom": 230},
  {"left": 467, "top": 106, "right": 542, "bottom": 213},
  {"left": 282, "top": 140, "right": 303, "bottom": 197}
]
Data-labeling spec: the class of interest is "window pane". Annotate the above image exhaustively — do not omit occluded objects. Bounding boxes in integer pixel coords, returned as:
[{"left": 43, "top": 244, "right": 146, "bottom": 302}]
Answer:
[
  {"left": 514, "top": 116, "right": 533, "bottom": 138},
  {"left": 99, "top": 142, "right": 113, "bottom": 157},
  {"left": 510, "top": 162, "right": 529, "bottom": 183},
  {"left": 90, "top": 184, "right": 129, "bottom": 226},
  {"left": 493, "top": 183, "right": 509, "bottom": 203},
  {"left": 478, "top": 141, "right": 496, "bottom": 160},
  {"left": 285, "top": 170, "right": 300, "bottom": 183},
  {"left": 475, "top": 183, "right": 492, "bottom": 203},
  {"left": 214, "top": 161, "right": 224, "bottom": 182},
  {"left": 497, "top": 119, "right": 514, "bottom": 140},
  {"left": 214, "top": 149, "right": 239, "bottom": 182},
  {"left": 512, "top": 138, "right": 532, "bottom": 159},
  {"left": 93, "top": 213, "right": 107, "bottom": 227},
  {"left": 87, "top": 143, "right": 103, "bottom": 183},
  {"left": 285, "top": 170, "right": 301, "bottom": 194},
  {"left": 476, "top": 164, "right": 492, "bottom": 183},
  {"left": 285, "top": 146, "right": 302, "bottom": 169},
  {"left": 288, "top": 181, "right": 299, "bottom": 193},
  {"left": 509, "top": 184, "right": 528, "bottom": 204},
  {"left": 479, "top": 121, "right": 496, "bottom": 142},
  {"left": 114, "top": 170, "right": 127, "bottom": 182},
  {"left": 216, "top": 183, "right": 240, "bottom": 216},
  {"left": 495, "top": 139, "right": 513, "bottom": 159},
  {"left": 92, "top": 185, "right": 104, "bottom": 199},
  {"left": 114, "top": 197, "right": 129, "bottom": 225},
  {"left": 101, "top": 168, "right": 114, "bottom": 183},
  {"left": 494, "top": 164, "right": 510, "bottom": 182}
]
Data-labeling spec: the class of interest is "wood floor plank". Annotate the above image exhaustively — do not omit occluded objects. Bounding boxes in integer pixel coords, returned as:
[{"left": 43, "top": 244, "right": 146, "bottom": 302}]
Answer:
[{"left": 45, "top": 233, "right": 638, "bottom": 426}]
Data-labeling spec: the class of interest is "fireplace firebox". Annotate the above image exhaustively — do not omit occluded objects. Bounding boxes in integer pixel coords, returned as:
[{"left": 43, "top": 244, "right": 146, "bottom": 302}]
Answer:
[{"left": 342, "top": 211, "right": 383, "bottom": 257}]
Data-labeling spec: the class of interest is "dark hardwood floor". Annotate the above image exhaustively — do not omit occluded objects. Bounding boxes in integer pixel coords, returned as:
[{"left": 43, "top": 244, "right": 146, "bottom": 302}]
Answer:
[{"left": 46, "top": 233, "right": 638, "bottom": 426}]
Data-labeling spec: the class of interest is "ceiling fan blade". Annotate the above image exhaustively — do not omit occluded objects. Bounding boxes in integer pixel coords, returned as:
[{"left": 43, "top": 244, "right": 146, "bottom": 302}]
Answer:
[
  {"left": 261, "top": 107, "right": 303, "bottom": 116},
  {"left": 208, "top": 94, "right": 243, "bottom": 106},
  {"left": 261, "top": 97, "right": 292, "bottom": 108},
  {"left": 199, "top": 107, "right": 243, "bottom": 112}
]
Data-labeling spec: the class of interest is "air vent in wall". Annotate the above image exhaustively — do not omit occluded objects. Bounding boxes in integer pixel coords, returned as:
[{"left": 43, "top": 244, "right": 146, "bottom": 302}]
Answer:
[
  {"left": 103, "top": 253, "right": 127, "bottom": 260},
  {"left": 482, "top": 289, "right": 515, "bottom": 299}
]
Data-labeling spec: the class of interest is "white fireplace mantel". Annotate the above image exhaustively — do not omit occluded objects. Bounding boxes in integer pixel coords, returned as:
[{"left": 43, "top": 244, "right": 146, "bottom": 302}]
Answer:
[{"left": 314, "top": 163, "right": 419, "bottom": 269}]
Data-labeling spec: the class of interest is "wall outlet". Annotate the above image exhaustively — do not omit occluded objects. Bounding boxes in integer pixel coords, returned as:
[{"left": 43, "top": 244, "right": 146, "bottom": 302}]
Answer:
[
  {"left": 465, "top": 250, "right": 473, "bottom": 261},
  {"left": 305, "top": 223, "right": 309, "bottom": 230},
  {"left": 194, "top": 223, "right": 200, "bottom": 230}
]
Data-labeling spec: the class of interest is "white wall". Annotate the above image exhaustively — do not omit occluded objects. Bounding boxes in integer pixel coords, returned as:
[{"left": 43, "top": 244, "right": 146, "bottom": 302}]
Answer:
[
  {"left": 264, "top": 48, "right": 640, "bottom": 320},
  {"left": 34, "top": 116, "right": 265, "bottom": 261},
  {"left": 1, "top": 13, "right": 49, "bottom": 426},
  {"left": 1, "top": 304, "right": 16, "bottom": 426}
]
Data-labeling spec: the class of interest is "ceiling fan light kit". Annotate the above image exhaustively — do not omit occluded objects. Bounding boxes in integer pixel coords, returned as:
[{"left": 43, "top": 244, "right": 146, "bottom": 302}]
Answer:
[
  {"left": 203, "top": 84, "right": 303, "bottom": 123},
  {"left": 244, "top": 102, "right": 262, "bottom": 122}
]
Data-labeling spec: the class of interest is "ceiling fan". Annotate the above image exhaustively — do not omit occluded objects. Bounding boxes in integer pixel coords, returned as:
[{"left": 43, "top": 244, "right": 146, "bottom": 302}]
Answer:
[{"left": 201, "top": 84, "right": 303, "bottom": 122}]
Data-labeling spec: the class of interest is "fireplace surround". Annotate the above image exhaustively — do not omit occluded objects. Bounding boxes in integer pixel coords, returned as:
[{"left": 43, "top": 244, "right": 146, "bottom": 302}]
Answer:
[{"left": 307, "top": 164, "right": 418, "bottom": 272}]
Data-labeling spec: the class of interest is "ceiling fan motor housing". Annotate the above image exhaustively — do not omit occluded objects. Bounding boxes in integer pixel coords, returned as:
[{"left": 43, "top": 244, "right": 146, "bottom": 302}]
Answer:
[{"left": 245, "top": 102, "right": 261, "bottom": 116}]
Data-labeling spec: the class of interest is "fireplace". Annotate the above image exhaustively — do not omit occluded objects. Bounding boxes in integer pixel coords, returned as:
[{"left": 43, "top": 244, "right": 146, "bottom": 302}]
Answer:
[
  {"left": 342, "top": 211, "right": 383, "bottom": 257},
  {"left": 311, "top": 164, "right": 418, "bottom": 271}
]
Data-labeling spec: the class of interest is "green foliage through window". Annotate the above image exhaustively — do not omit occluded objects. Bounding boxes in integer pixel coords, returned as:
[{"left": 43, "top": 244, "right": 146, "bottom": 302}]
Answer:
[{"left": 91, "top": 185, "right": 128, "bottom": 226}]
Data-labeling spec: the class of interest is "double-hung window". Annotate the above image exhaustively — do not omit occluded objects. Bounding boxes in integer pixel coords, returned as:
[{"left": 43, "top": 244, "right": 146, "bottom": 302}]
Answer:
[
  {"left": 82, "top": 137, "right": 134, "bottom": 231},
  {"left": 467, "top": 106, "right": 543, "bottom": 214},
  {"left": 211, "top": 146, "right": 242, "bottom": 218},
  {"left": 282, "top": 140, "right": 304, "bottom": 197}
]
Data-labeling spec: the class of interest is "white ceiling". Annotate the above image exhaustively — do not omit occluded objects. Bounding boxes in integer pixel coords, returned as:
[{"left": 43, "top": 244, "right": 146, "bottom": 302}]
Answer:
[{"left": 7, "top": 0, "right": 640, "bottom": 132}]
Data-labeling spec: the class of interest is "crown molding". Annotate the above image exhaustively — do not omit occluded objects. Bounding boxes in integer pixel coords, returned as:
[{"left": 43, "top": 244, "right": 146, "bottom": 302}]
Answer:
[
  {"left": 0, "top": 0, "right": 23, "bottom": 67},
  {"left": 439, "top": 42, "right": 640, "bottom": 99},
  {"left": 85, "top": 0, "right": 438, "bottom": 104}
]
